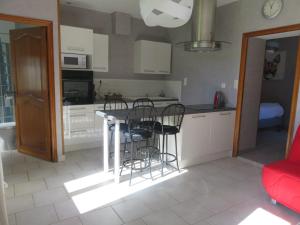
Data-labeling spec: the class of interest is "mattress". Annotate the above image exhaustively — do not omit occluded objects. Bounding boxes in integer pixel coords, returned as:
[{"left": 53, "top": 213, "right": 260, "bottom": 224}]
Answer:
[{"left": 259, "top": 103, "right": 284, "bottom": 120}]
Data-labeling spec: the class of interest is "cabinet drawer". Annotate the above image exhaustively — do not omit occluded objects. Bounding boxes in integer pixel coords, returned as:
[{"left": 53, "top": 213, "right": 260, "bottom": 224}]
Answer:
[
  {"left": 63, "top": 105, "right": 94, "bottom": 114},
  {"left": 64, "top": 112, "right": 95, "bottom": 130}
]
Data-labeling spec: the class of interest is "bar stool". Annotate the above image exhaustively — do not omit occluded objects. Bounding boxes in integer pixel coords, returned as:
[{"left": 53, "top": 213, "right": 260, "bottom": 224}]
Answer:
[
  {"left": 121, "top": 105, "right": 157, "bottom": 185},
  {"left": 133, "top": 98, "right": 154, "bottom": 108},
  {"left": 154, "top": 104, "right": 185, "bottom": 176},
  {"left": 104, "top": 98, "right": 129, "bottom": 157}
]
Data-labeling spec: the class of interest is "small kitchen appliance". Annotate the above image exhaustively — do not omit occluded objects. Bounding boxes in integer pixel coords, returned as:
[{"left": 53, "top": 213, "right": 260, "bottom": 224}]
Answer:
[
  {"left": 61, "top": 53, "right": 87, "bottom": 69},
  {"left": 213, "top": 91, "right": 225, "bottom": 109}
]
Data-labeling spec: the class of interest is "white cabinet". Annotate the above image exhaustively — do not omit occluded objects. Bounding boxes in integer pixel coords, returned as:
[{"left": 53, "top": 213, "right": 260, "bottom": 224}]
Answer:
[
  {"left": 210, "top": 111, "right": 235, "bottom": 153},
  {"left": 180, "top": 110, "right": 235, "bottom": 168},
  {"left": 93, "top": 34, "right": 109, "bottom": 72},
  {"left": 61, "top": 25, "right": 93, "bottom": 55},
  {"left": 63, "top": 105, "right": 101, "bottom": 152},
  {"left": 181, "top": 113, "right": 212, "bottom": 163},
  {"left": 134, "top": 40, "right": 171, "bottom": 74}
]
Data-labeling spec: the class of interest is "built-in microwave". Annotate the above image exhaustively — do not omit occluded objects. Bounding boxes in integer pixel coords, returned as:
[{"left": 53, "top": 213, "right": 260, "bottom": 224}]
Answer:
[{"left": 61, "top": 53, "right": 87, "bottom": 69}]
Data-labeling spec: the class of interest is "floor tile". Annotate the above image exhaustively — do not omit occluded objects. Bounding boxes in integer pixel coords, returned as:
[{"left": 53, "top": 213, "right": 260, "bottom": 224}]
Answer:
[
  {"left": 5, "top": 184, "right": 14, "bottom": 199},
  {"left": 28, "top": 167, "right": 57, "bottom": 180},
  {"left": 54, "top": 199, "right": 80, "bottom": 220},
  {"left": 142, "top": 209, "right": 189, "bottom": 225},
  {"left": 112, "top": 199, "right": 152, "bottom": 222},
  {"left": 33, "top": 187, "right": 69, "bottom": 207},
  {"left": 45, "top": 173, "right": 74, "bottom": 189},
  {"left": 80, "top": 207, "right": 123, "bottom": 225},
  {"left": 14, "top": 180, "right": 47, "bottom": 196},
  {"left": 50, "top": 217, "right": 83, "bottom": 225},
  {"left": 55, "top": 163, "right": 82, "bottom": 174},
  {"left": 11, "top": 162, "right": 39, "bottom": 174},
  {"left": 124, "top": 219, "right": 147, "bottom": 225},
  {"left": 6, "top": 195, "right": 34, "bottom": 215},
  {"left": 5, "top": 173, "right": 28, "bottom": 185},
  {"left": 171, "top": 199, "right": 215, "bottom": 224},
  {"left": 8, "top": 214, "right": 16, "bottom": 225},
  {"left": 16, "top": 205, "right": 58, "bottom": 225}
]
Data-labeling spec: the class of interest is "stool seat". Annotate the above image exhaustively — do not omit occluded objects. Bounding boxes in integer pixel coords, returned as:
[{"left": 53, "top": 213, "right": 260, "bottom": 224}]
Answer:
[
  {"left": 124, "top": 128, "right": 152, "bottom": 140},
  {"left": 154, "top": 124, "right": 179, "bottom": 135},
  {"left": 109, "top": 123, "right": 128, "bottom": 132}
]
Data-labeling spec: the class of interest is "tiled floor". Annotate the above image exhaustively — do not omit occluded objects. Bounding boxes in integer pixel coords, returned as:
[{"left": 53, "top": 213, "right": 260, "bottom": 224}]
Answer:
[
  {"left": 240, "top": 130, "right": 287, "bottom": 164},
  {"left": 2, "top": 148, "right": 300, "bottom": 225}
]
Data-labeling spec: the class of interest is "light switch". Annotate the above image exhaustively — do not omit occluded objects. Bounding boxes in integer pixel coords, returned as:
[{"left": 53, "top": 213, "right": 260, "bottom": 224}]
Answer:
[
  {"left": 183, "top": 77, "right": 188, "bottom": 86},
  {"left": 234, "top": 80, "right": 239, "bottom": 90},
  {"left": 221, "top": 82, "right": 226, "bottom": 89}
]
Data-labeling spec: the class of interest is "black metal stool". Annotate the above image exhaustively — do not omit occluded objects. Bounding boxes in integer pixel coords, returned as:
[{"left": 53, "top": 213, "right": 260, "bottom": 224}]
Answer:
[
  {"left": 104, "top": 98, "right": 129, "bottom": 157},
  {"left": 154, "top": 104, "right": 185, "bottom": 176},
  {"left": 132, "top": 98, "right": 154, "bottom": 108},
  {"left": 121, "top": 105, "right": 157, "bottom": 185}
]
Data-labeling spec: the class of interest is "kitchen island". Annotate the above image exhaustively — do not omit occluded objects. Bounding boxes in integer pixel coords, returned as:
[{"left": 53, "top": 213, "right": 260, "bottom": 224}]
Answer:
[{"left": 96, "top": 104, "right": 236, "bottom": 183}]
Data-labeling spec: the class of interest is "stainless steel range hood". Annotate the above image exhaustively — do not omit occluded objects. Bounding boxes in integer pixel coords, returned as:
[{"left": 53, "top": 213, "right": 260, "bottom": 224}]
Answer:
[{"left": 177, "top": 0, "right": 224, "bottom": 52}]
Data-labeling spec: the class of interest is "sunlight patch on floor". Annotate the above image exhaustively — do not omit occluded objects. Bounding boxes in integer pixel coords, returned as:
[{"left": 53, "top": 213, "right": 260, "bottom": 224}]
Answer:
[
  {"left": 64, "top": 171, "right": 114, "bottom": 193},
  {"left": 239, "top": 208, "right": 291, "bottom": 225},
  {"left": 70, "top": 169, "right": 187, "bottom": 214}
]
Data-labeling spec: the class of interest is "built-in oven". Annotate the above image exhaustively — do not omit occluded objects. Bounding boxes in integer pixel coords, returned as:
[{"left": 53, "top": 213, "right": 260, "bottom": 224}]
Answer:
[
  {"left": 61, "top": 53, "right": 87, "bottom": 69},
  {"left": 62, "top": 70, "right": 94, "bottom": 105}
]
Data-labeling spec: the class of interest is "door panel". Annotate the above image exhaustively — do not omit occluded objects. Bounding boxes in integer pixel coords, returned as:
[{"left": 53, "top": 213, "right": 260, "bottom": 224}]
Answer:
[
  {"left": 239, "top": 38, "right": 266, "bottom": 151},
  {"left": 10, "top": 27, "right": 52, "bottom": 161}
]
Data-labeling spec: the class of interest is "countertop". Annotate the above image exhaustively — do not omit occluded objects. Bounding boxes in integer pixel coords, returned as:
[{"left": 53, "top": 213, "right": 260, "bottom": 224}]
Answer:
[
  {"left": 93, "top": 97, "right": 179, "bottom": 105},
  {"left": 97, "top": 104, "right": 235, "bottom": 120}
]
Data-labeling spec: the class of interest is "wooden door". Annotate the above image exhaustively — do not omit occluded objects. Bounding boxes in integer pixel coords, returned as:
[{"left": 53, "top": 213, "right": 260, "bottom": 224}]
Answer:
[{"left": 10, "top": 27, "right": 52, "bottom": 161}]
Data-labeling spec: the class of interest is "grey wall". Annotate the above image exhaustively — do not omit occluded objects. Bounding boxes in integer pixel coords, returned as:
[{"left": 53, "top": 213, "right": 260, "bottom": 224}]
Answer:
[
  {"left": 61, "top": 5, "right": 171, "bottom": 80},
  {"left": 169, "top": 0, "right": 300, "bottom": 133},
  {"left": 261, "top": 37, "right": 298, "bottom": 128},
  {"left": 168, "top": 2, "right": 241, "bottom": 105},
  {"left": 0, "top": 0, "right": 63, "bottom": 160}
]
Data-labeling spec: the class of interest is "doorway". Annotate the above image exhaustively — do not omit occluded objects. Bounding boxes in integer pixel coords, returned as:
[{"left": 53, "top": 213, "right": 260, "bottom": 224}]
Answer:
[
  {"left": 0, "top": 14, "right": 58, "bottom": 161},
  {"left": 233, "top": 24, "right": 300, "bottom": 164}
]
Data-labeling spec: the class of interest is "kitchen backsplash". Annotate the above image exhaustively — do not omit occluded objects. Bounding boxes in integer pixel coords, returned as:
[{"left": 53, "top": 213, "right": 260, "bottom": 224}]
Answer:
[{"left": 94, "top": 78, "right": 182, "bottom": 100}]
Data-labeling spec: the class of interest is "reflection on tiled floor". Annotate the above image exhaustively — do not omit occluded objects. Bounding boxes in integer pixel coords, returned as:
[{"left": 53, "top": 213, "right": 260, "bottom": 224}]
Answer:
[
  {"left": 240, "top": 130, "right": 287, "bottom": 165},
  {"left": 2, "top": 148, "right": 300, "bottom": 225}
]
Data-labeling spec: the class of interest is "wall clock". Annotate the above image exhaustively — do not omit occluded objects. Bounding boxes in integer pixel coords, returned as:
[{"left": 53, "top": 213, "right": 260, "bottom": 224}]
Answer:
[{"left": 262, "top": 0, "right": 284, "bottom": 19}]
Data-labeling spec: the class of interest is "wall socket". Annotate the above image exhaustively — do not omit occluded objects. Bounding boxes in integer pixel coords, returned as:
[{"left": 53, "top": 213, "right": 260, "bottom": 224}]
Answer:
[
  {"left": 183, "top": 77, "right": 188, "bottom": 86},
  {"left": 234, "top": 80, "right": 239, "bottom": 90},
  {"left": 221, "top": 82, "right": 226, "bottom": 89}
]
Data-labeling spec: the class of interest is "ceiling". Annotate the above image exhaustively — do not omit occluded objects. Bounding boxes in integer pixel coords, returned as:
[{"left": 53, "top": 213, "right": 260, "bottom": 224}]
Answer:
[{"left": 60, "top": 0, "right": 239, "bottom": 18}]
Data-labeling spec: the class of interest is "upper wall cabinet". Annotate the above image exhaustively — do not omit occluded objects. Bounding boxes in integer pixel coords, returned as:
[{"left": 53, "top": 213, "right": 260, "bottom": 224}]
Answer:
[
  {"left": 134, "top": 40, "right": 171, "bottom": 75},
  {"left": 93, "top": 33, "right": 109, "bottom": 72},
  {"left": 61, "top": 25, "right": 93, "bottom": 55}
]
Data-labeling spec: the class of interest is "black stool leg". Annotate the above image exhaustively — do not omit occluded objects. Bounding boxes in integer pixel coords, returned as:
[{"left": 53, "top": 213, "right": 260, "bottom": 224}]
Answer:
[
  {"left": 109, "top": 130, "right": 114, "bottom": 158},
  {"left": 129, "top": 139, "right": 134, "bottom": 186},
  {"left": 161, "top": 134, "right": 165, "bottom": 176},
  {"left": 175, "top": 133, "right": 180, "bottom": 173}
]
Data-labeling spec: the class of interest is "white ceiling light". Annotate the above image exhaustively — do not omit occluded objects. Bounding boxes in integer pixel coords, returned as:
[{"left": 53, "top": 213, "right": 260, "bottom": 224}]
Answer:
[{"left": 140, "top": 0, "right": 193, "bottom": 28}]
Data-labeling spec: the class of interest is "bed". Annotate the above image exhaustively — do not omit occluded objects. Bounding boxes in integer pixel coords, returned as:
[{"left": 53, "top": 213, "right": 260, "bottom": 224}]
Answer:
[{"left": 259, "top": 102, "right": 285, "bottom": 129}]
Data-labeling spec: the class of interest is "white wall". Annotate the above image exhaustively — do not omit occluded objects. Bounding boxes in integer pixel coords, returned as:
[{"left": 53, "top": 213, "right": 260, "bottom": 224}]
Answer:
[{"left": 0, "top": 0, "right": 63, "bottom": 160}]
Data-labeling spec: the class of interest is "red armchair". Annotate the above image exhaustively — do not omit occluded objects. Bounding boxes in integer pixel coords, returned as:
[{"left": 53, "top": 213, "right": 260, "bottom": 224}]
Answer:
[{"left": 262, "top": 126, "right": 300, "bottom": 213}]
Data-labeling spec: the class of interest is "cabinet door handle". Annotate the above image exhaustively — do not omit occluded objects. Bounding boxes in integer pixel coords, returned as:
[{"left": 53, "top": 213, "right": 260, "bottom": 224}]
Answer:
[
  {"left": 70, "top": 114, "right": 87, "bottom": 117},
  {"left": 94, "top": 66, "right": 107, "bottom": 70},
  {"left": 67, "top": 46, "right": 84, "bottom": 52},
  {"left": 159, "top": 70, "right": 169, "bottom": 73},
  {"left": 71, "top": 129, "right": 88, "bottom": 133},
  {"left": 219, "top": 112, "right": 232, "bottom": 116},
  {"left": 192, "top": 115, "right": 206, "bottom": 118},
  {"left": 144, "top": 69, "right": 155, "bottom": 73},
  {"left": 70, "top": 107, "right": 86, "bottom": 111}
]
